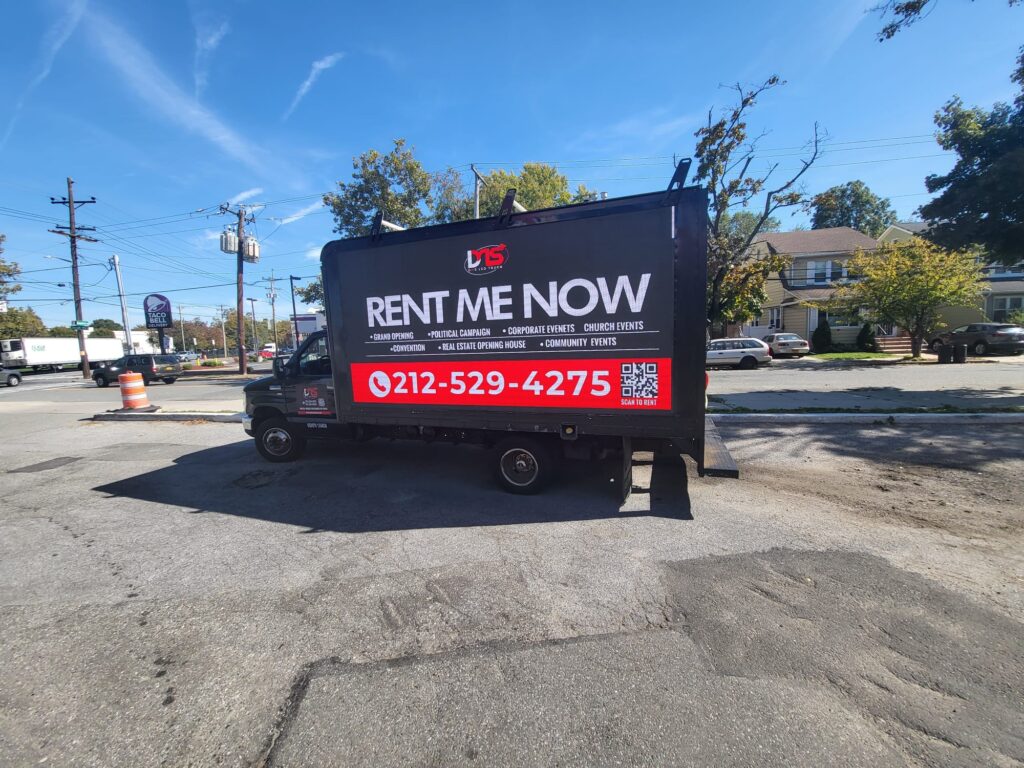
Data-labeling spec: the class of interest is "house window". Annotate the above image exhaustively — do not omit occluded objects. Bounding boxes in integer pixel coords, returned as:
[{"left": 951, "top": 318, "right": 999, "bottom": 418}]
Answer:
[
  {"left": 767, "top": 307, "right": 781, "bottom": 328},
  {"left": 992, "top": 295, "right": 1023, "bottom": 321},
  {"left": 812, "top": 261, "right": 828, "bottom": 284},
  {"left": 830, "top": 260, "right": 847, "bottom": 281},
  {"left": 822, "top": 309, "right": 860, "bottom": 328},
  {"left": 988, "top": 263, "right": 1024, "bottom": 277}
]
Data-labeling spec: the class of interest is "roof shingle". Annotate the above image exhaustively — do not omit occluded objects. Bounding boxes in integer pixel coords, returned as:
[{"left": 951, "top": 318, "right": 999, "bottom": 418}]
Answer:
[{"left": 753, "top": 227, "right": 878, "bottom": 255}]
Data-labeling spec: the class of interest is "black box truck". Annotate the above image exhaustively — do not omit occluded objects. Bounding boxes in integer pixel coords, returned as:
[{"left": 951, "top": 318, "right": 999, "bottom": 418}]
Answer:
[{"left": 243, "top": 167, "right": 735, "bottom": 494}]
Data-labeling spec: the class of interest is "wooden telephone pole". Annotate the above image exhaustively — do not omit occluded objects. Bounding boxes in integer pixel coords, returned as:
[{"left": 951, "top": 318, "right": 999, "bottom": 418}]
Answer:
[{"left": 49, "top": 178, "right": 97, "bottom": 378}]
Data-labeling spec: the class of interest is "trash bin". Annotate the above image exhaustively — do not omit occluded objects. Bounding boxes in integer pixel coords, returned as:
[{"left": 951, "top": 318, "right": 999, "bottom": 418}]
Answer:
[
  {"left": 938, "top": 344, "right": 954, "bottom": 364},
  {"left": 952, "top": 343, "right": 968, "bottom": 364}
]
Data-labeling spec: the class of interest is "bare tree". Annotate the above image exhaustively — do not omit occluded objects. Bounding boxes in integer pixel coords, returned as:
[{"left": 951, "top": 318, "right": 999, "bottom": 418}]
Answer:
[{"left": 693, "top": 76, "right": 822, "bottom": 336}]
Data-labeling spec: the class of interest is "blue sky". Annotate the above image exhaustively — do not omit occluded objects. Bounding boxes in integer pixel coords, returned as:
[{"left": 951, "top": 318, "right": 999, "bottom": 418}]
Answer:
[{"left": 1, "top": 0, "right": 1020, "bottom": 329}]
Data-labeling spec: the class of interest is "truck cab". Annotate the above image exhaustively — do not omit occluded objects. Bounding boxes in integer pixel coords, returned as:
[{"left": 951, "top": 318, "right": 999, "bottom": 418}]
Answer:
[{"left": 242, "top": 331, "right": 340, "bottom": 460}]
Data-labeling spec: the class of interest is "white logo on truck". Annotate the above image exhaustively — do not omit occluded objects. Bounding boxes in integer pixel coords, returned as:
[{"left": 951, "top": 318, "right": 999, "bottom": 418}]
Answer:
[{"left": 368, "top": 371, "right": 391, "bottom": 398}]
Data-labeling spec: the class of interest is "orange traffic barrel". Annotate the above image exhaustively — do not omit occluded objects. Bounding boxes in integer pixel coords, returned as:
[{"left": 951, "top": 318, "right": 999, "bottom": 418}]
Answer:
[{"left": 118, "top": 372, "right": 151, "bottom": 409}]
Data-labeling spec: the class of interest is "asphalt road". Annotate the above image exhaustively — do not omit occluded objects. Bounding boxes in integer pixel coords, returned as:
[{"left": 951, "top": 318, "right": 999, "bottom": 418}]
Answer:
[
  {"left": 1, "top": 387, "right": 1021, "bottom": 766},
  {"left": 709, "top": 357, "right": 1024, "bottom": 410}
]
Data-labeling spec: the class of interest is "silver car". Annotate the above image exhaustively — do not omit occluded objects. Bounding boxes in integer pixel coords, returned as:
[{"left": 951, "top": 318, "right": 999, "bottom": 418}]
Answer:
[
  {"left": 706, "top": 338, "right": 772, "bottom": 370},
  {"left": 763, "top": 332, "right": 810, "bottom": 357}
]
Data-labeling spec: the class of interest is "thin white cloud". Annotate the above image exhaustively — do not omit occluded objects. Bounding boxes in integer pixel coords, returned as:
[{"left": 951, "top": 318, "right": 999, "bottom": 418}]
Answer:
[
  {"left": 280, "top": 201, "right": 323, "bottom": 225},
  {"left": 570, "top": 108, "right": 698, "bottom": 152},
  {"left": 1, "top": 0, "right": 87, "bottom": 150},
  {"left": 283, "top": 53, "right": 344, "bottom": 120},
  {"left": 86, "top": 14, "right": 265, "bottom": 173},
  {"left": 304, "top": 245, "right": 322, "bottom": 262},
  {"left": 192, "top": 14, "right": 230, "bottom": 98},
  {"left": 229, "top": 187, "right": 263, "bottom": 205}
]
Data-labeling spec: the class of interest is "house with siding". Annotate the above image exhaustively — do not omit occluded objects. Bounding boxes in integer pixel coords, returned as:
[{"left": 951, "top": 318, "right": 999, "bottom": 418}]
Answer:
[
  {"left": 741, "top": 227, "right": 881, "bottom": 346},
  {"left": 878, "top": 222, "right": 1024, "bottom": 325}
]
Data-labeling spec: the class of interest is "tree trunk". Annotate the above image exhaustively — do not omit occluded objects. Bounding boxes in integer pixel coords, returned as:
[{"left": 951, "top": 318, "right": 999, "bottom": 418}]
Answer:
[{"left": 911, "top": 324, "right": 924, "bottom": 358}]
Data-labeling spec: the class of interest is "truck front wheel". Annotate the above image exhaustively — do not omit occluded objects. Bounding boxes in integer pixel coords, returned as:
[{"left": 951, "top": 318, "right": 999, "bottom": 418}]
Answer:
[
  {"left": 494, "top": 436, "right": 555, "bottom": 494},
  {"left": 255, "top": 417, "right": 306, "bottom": 462}
]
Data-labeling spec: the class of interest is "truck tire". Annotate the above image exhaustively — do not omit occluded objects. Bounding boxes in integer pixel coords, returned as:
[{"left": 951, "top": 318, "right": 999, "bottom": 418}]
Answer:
[
  {"left": 95, "top": 375, "right": 109, "bottom": 388},
  {"left": 494, "top": 436, "right": 555, "bottom": 494},
  {"left": 255, "top": 417, "right": 306, "bottom": 462}
]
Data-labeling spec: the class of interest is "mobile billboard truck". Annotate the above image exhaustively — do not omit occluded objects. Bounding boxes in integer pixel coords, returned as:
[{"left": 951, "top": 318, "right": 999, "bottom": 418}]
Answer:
[{"left": 243, "top": 170, "right": 736, "bottom": 495}]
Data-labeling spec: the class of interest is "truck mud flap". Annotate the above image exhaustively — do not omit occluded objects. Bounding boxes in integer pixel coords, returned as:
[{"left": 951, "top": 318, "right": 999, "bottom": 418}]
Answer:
[{"left": 698, "top": 416, "right": 739, "bottom": 479}]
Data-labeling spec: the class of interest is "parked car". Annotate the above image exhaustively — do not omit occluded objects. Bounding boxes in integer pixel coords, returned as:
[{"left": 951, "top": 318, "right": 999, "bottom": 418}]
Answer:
[
  {"left": 929, "top": 323, "right": 1024, "bottom": 356},
  {"left": 93, "top": 354, "right": 183, "bottom": 387},
  {"left": 706, "top": 338, "right": 772, "bottom": 369},
  {"left": 0, "top": 365, "right": 22, "bottom": 387},
  {"left": 762, "top": 333, "right": 810, "bottom": 357},
  {"left": 176, "top": 352, "right": 200, "bottom": 362}
]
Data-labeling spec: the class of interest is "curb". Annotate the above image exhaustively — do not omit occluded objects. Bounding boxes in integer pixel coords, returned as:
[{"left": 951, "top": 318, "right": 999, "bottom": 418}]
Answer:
[
  {"left": 711, "top": 412, "right": 1024, "bottom": 425},
  {"left": 93, "top": 410, "right": 242, "bottom": 423}
]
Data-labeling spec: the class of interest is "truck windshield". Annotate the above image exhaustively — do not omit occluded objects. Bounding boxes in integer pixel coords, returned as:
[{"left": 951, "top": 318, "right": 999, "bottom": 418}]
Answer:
[{"left": 7, "top": 340, "right": 22, "bottom": 352}]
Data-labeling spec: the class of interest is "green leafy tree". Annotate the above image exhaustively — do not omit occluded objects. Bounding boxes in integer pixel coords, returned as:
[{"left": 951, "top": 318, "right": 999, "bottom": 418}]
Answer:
[
  {"left": 693, "top": 76, "right": 821, "bottom": 336},
  {"left": 474, "top": 163, "right": 574, "bottom": 217},
  {"left": 810, "top": 181, "right": 897, "bottom": 237},
  {"left": 919, "top": 49, "right": 1024, "bottom": 265},
  {"left": 48, "top": 325, "right": 77, "bottom": 337},
  {"left": 811, "top": 317, "right": 833, "bottom": 353},
  {"left": 324, "top": 138, "right": 435, "bottom": 237},
  {"left": 88, "top": 318, "right": 123, "bottom": 338},
  {"left": 830, "top": 238, "right": 985, "bottom": 357},
  {"left": 0, "top": 234, "right": 22, "bottom": 300},
  {"left": 295, "top": 280, "right": 324, "bottom": 310},
  {"left": 0, "top": 306, "right": 46, "bottom": 337},
  {"left": 875, "top": 1, "right": 1020, "bottom": 41}
]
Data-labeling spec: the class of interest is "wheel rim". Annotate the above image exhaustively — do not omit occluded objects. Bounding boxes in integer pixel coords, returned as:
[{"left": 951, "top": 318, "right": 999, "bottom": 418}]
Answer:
[
  {"left": 500, "top": 448, "right": 539, "bottom": 487},
  {"left": 263, "top": 427, "right": 292, "bottom": 456},
  {"left": 974, "top": 343, "right": 985, "bottom": 355},
  {"left": 932, "top": 340, "right": 942, "bottom": 351}
]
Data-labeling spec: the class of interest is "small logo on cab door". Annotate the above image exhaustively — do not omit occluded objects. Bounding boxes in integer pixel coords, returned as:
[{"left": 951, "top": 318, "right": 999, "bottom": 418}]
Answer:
[{"left": 465, "top": 243, "right": 508, "bottom": 275}]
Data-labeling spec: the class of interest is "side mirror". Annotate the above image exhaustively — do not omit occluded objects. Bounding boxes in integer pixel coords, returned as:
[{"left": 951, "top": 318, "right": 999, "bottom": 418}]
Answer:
[{"left": 272, "top": 356, "right": 286, "bottom": 379}]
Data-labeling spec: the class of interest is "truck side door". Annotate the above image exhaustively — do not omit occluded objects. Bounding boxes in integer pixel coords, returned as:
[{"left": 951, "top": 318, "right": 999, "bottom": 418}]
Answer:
[{"left": 286, "top": 334, "right": 335, "bottom": 419}]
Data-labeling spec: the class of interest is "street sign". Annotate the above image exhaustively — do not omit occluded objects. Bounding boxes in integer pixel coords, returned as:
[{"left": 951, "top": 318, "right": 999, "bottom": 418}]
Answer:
[
  {"left": 70, "top": 320, "right": 91, "bottom": 330},
  {"left": 144, "top": 294, "right": 173, "bottom": 329}
]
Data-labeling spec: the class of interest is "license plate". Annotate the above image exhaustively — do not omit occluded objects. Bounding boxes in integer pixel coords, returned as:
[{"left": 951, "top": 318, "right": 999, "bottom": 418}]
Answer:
[{"left": 164, "top": 366, "right": 174, "bottom": 371}]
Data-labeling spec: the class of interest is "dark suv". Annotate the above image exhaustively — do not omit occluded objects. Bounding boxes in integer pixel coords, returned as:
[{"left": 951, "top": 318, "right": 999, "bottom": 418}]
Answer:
[
  {"left": 929, "top": 323, "right": 1024, "bottom": 356},
  {"left": 93, "top": 354, "right": 183, "bottom": 387}
]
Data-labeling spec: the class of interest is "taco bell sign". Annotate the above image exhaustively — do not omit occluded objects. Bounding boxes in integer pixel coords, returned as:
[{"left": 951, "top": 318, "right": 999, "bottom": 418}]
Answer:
[{"left": 144, "top": 293, "right": 173, "bottom": 329}]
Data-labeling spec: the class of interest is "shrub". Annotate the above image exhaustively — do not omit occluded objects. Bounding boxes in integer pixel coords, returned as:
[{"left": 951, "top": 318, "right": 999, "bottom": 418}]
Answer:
[
  {"left": 811, "top": 317, "right": 833, "bottom": 352},
  {"left": 200, "top": 359, "right": 224, "bottom": 367},
  {"left": 856, "top": 322, "right": 877, "bottom": 352},
  {"left": 181, "top": 363, "right": 193, "bottom": 370}
]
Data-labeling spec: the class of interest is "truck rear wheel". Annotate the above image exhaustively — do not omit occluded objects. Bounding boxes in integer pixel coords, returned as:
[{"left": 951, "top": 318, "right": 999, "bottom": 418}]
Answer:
[
  {"left": 255, "top": 417, "right": 306, "bottom": 462},
  {"left": 494, "top": 436, "right": 555, "bottom": 494}
]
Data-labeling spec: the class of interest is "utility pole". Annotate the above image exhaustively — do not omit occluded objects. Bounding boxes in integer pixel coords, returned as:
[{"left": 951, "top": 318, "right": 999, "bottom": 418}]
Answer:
[
  {"left": 178, "top": 304, "right": 187, "bottom": 352},
  {"left": 217, "top": 305, "right": 227, "bottom": 358},
  {"left": 49, "top": 178, "right": 97, "bottom": 378},
  {"left": 219, "top": 204, "right": 256, "bottom": 374},
  {"left": 248, "top": 297, "right": 260, "bottom": 348},
  {"left": 471, "top": 163, "right": 481, "bottom": 219},
  {"left": 289, "top": 275, "right": 301, "bottom": 347},
  {"left": 263, "top": 270, "right": 278, "bottom": 348},
  {"left": 109, "top": 254, "right": 132, "bottom": 354}
]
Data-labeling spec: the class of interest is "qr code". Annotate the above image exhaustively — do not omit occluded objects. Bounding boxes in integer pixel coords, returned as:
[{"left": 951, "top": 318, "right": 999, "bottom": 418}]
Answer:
[{"left": 621, "top": 362, "right": 659, "bottom": 398}]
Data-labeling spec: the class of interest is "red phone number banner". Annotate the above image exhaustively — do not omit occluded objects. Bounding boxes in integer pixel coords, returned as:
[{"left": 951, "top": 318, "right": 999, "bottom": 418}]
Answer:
[{"left": 350, "top": 358, "right": 671, "bottom": 410}]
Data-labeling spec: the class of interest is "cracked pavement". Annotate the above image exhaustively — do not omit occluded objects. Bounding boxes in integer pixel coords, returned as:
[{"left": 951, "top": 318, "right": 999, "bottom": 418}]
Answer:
[{"left": 0, "top": 391, "right": 1022, "bottom": 766}]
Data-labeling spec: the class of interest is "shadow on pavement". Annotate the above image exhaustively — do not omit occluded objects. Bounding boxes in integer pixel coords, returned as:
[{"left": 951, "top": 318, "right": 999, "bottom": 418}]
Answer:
[{"left": 93, "top": 438, "right": 693, "bottom": 533}]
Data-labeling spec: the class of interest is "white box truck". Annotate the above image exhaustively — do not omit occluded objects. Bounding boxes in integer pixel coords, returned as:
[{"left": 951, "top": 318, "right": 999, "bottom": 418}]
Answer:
[{"left": 0, "top": 337, "right": 124, "bottom": 371}]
